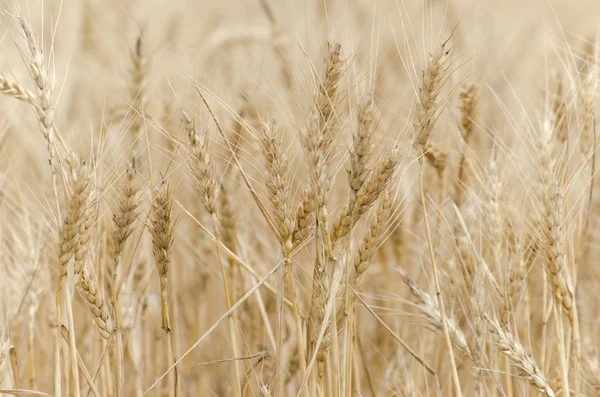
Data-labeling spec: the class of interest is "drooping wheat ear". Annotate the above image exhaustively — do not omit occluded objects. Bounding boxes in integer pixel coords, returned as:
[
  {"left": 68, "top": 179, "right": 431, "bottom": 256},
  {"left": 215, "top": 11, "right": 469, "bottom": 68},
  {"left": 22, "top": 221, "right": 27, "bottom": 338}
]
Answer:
[
  {"left": 292, "top": 187, "right": 316, "bottom": 248},
  {"left": 348, "top": 99, "right": 374, "bottom": 203},
  {"left": 538, "top": 115, "right": 575, "bottom": 325},
  {"left": 398, "top": 268, "right": 472, "bottom": 359},
  {"left": 58, "top": 157, "right": 92, "bottom": 286},
  {"left": 112, "top": 159, "right": 141, "bottom": 270},
  {"left": 353, "top": 190, "right": 391, "bottom": 284},
  {"left": 550, "top": 73, "right": 568, "bottom": 143},
  {"left": 184, "top": 110, "right": 219, "bottom": 216},
  {"left": 78, "top": 268, "right": 114, "bottom": 339},
  {"left": 0, "top": 74, "right": 35, "bottom": 103},
  {"left": 455, "top": 84, "right": 479, "bottom": 205},
  {"left": 74, "top": 187, "right": 99, "bottom": 276},
  {"left": 259, "top": 120, "right": 295, "bottom": 246},
  {"left": 316, "top": 42, "right": 343, "bottom": 153},
  {"left": 330, "top": 150, "right": 400, "bottom": 243},
  {"left": 486, "top": 315, "right": 555, "bottom": 397},
  {"left": 414, "top": 40, "right": 451, "bottom": 152},
  {"left": 150, "top": 181, "right": 175, "bottom": 331}
]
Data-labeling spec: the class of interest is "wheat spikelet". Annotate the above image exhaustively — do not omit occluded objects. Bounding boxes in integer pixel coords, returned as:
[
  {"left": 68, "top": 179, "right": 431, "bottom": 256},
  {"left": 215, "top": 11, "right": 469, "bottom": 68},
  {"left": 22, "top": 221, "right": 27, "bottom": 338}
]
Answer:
[{"left": 0, "top": 338, "right": 7, "bottom": 386}]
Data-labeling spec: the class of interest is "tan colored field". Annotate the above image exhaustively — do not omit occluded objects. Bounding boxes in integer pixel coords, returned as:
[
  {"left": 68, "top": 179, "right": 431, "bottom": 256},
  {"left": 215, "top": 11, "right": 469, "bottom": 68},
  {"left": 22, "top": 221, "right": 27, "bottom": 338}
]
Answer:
[{"left": 0, "top": 0, "right": 598, "bottom": 396}]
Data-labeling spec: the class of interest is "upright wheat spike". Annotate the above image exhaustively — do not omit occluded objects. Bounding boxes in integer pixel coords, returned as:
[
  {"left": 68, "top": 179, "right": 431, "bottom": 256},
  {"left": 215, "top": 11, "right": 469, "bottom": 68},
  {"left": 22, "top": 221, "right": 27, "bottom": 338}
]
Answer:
[
  {"left": 414, "top": 40, "right": 450, "bottom": 152},
  {"left": 539, "top": 114, "right": 574, "bottom": 324},
  {"left": 58, "top": 157, "right": 93, "bottom": 286},
  {"left": 259, "top": 119, "right": 308, "bottom": 386},
  {"left": 150, "top": 181, "right": 175, "bottom": 331},
  {"left": 399, "top": 269, "right": 472, "bottom": 359},
  {"left": 330, "top": 150, "right": 400, "bottom": 243},
  {"left": 184, "top": 109, "right": 242, "bottom": 395},
  {"left": 149, "top": 180, "right": 177, "bottom": 397},
  {"left": 129, "top": 36, "right": 147, "bottom": 154},
  {"left": 348, "top": 100, "right": 374, "bottom": 203},
  {"left": 110, "top": 159, "right": 140, "bottom": 397}
]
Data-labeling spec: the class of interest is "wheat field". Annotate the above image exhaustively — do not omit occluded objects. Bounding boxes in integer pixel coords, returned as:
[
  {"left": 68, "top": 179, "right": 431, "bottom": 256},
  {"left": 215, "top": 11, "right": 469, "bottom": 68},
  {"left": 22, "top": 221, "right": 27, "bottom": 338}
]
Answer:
[{"left": 0, "top": 0, "right": 598, "bottom": 396}]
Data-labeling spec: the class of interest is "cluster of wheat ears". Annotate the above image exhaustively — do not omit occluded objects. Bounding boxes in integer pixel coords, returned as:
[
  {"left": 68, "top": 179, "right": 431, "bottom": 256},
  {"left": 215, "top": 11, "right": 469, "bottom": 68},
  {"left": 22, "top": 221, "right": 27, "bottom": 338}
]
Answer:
[{"left": 0, "top": 0, "right": 598, "bottom": 396}]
